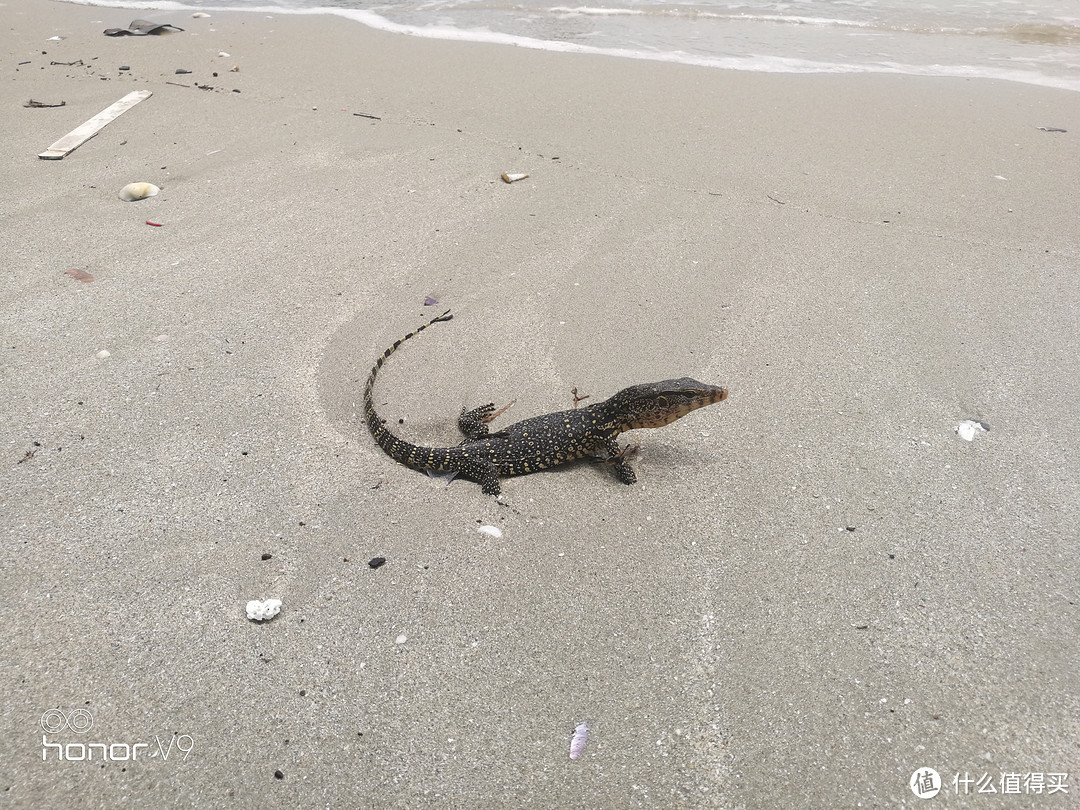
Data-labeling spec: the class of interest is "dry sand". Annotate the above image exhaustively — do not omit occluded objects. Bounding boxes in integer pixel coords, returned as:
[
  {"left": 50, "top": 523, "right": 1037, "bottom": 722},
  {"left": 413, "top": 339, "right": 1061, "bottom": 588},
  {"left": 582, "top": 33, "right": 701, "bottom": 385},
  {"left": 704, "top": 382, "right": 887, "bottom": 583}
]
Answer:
[{"left": 2, "top": 0, "right": 1078, "bottom": 806}]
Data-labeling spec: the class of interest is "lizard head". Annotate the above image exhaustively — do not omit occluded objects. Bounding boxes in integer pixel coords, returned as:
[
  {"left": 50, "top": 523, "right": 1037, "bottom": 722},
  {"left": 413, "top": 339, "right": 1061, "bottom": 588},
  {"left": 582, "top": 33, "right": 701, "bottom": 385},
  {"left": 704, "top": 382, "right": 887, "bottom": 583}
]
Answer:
[{"left": 603, "top": 378, "right": 728, "bottom": 430}]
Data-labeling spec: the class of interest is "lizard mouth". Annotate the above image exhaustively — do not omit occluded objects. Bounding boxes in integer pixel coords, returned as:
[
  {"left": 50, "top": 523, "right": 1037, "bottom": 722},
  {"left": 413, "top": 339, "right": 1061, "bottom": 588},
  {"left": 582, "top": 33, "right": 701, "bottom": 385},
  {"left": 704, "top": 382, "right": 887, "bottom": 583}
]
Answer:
[{"left": 626, "top": 385, "right": 728, "bottom": 429}]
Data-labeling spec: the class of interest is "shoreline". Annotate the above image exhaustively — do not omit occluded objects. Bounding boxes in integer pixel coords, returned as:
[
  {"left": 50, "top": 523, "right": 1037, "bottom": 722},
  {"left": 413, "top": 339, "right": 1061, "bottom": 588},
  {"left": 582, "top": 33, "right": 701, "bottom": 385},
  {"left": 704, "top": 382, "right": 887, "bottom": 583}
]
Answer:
[
  {"left": 3, "top": 0, "right": 1078, "bottom": 806},
  {"left": 44, "top": 0, "right": 1080, "bottom": 94}
]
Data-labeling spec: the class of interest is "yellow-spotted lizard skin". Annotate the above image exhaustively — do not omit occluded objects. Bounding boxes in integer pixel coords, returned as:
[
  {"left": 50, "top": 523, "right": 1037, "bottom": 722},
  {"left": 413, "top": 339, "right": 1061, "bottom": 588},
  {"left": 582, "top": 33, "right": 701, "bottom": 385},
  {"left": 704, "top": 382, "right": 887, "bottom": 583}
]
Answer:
[{"left": 364, "top": 310, "right": 728, "bottom": 495}]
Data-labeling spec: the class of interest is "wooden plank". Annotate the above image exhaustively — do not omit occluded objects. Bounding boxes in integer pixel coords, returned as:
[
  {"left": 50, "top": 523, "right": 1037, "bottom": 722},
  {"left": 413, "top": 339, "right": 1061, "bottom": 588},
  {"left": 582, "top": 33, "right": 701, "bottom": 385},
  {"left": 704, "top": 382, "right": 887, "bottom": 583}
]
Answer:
[{"left": 38, "top": 90, "right": 152, "bottom": 160}]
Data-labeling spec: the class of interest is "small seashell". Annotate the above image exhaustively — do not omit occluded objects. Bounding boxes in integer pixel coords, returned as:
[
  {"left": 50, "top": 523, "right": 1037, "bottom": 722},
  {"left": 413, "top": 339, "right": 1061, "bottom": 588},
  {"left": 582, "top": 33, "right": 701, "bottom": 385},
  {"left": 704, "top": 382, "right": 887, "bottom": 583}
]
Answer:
[
  {"left": 477, "top": 525, "right": 503, "bottom": 538},
  {"left": 118, "top": 182, "right": 159, "bottom": 202},
  {"left": 501, "top": 172, "right": 529, "bottom": 183},
  {"left": 569, "top": 723, "right": 589, "bottom": 760},
  {"left": 230, "top": 65, "right": 240, "bottom": 73},
  {"left": 956, "top": 420, "right": 989, "bottom": 442},
  {"left": 95, "top": 349, "right": 111, "bottom": 359},
  {"left": 218, "top": 51, "right": 230, "bottom": 57},
  {"left": 395, "top": 634, "right": 407, "bottom": 644},
  {"left": 192, "top": 11, "right": 211, "bottom": 18}
]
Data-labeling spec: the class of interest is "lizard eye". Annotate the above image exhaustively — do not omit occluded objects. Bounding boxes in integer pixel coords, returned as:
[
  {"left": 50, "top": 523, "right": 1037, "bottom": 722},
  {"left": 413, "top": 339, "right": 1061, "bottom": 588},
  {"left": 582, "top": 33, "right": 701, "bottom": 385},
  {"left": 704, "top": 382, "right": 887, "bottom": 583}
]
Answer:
[{"left": 655, "top": 396, "right": 669, "bottom": 409}]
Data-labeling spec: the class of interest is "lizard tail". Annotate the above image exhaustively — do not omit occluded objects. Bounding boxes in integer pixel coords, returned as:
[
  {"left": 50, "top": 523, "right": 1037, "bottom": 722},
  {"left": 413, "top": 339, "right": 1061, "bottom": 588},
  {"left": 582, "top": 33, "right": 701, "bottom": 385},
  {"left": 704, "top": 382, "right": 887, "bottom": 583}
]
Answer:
[{"left": 363, "top": 309, "right": 453, "bottom": 458}]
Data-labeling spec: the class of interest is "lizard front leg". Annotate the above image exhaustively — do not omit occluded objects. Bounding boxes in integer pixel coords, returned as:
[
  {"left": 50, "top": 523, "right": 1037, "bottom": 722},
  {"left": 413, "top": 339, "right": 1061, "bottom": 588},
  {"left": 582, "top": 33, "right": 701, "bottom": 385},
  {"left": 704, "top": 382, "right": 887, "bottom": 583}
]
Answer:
[{"left": 601, "top": 436, "right": 638, "bottom": 485}]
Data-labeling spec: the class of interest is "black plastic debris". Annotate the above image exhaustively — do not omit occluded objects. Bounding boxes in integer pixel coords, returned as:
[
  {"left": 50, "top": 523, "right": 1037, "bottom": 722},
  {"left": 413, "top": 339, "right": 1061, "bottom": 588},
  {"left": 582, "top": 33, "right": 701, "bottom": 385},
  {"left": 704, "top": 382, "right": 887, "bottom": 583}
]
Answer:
[{"left": 104, "top": 19, "right": 184, "bottom": 37}]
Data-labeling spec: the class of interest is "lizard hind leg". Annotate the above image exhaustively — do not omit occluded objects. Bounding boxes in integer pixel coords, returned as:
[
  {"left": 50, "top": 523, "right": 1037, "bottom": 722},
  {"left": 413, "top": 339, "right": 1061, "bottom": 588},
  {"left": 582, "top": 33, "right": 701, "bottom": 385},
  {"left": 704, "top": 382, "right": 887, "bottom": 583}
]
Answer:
[{"left": 458, "top": 401, "right": 515, "bottom": 440}]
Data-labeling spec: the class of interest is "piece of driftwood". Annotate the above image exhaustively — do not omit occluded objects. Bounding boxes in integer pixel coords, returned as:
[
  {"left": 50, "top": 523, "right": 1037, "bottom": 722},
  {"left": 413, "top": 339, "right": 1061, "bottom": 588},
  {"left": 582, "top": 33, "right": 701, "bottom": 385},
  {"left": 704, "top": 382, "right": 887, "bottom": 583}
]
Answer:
[{"left": 38, "top": 90, "right": 152, "bottom": 160}]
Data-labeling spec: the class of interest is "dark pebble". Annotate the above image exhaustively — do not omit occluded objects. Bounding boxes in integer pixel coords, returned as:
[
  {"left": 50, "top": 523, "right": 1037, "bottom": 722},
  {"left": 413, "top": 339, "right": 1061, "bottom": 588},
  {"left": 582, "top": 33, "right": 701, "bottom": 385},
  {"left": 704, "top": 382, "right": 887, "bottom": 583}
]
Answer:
[
  {"left": 274, "top": 770, "right": 284, "bottom": 780},
  {"left": 119, "top": 66, "right": 130, "bottom": 71},
  {"left": 261, "top": 553, "right": 272, "bottom": 561},
  {"left": 175, "top": 69, "right": 192, "bottom": 74},
  {"left": 368, "top": 557, "right": 386, "bottom": 569}
]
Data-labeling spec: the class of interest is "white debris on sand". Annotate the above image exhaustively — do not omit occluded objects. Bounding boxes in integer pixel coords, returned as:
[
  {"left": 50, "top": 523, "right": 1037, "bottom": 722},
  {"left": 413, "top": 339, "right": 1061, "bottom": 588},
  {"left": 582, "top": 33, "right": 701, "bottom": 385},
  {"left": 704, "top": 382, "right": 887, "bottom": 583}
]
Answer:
[
  {"left": 246, "top": 598, "right": 282, "bottom": 621},
  {"left": 957, "top": 420, "right": 989, "bottom": 441},
  {"left": 569, "top": 722, "right": 589, "bottom": 760}
]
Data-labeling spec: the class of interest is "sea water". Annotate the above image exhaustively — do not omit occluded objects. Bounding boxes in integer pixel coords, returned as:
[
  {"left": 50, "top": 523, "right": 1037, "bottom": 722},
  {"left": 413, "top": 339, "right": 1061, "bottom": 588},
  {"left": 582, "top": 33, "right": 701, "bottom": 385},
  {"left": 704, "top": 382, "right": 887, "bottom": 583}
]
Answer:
[{"left": 74, "top": 0, "right": 1080, "bottom": 92}]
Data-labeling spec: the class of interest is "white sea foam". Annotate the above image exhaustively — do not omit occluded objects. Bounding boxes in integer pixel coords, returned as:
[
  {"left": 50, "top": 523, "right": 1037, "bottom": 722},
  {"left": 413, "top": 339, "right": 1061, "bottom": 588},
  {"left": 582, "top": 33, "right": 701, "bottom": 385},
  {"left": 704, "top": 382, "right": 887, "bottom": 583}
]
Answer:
[{"left": 59, "top": 0, "right": 1080, "bottom": 92}]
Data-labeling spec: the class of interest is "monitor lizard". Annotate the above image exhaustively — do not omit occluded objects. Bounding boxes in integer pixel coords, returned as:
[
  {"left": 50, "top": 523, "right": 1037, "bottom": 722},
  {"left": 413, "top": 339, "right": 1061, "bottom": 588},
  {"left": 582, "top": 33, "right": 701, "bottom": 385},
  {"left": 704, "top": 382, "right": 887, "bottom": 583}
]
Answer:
[{"left": 364, "top": 310, "right": 728, "bottom": 495}]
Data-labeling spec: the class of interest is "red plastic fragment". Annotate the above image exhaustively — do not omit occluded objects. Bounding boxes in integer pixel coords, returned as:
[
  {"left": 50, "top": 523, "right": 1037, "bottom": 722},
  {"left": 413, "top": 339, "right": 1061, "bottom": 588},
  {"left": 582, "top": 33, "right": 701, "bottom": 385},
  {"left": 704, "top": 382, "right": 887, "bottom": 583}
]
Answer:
[{"left": 145, "top": 221, "right": 163, "bottom": 227}]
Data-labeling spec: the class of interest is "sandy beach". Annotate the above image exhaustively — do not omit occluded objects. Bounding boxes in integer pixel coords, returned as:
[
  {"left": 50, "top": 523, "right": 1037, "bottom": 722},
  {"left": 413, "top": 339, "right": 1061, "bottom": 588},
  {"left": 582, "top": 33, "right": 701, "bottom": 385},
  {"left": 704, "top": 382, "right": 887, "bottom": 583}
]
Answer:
[{"left": 2, "top": 0, "right": 1078, "bottom": 806}]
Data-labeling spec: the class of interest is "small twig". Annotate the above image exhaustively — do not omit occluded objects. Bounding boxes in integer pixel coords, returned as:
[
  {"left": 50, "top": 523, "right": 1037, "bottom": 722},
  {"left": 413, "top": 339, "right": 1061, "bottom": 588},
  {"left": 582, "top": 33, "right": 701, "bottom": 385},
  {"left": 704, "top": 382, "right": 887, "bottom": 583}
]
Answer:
[
  {"left": 353, "top": 112, "right": 381, "bottom": 120},
  {"left": 571, "top": 387, "right": 590, "bottom": 409},
  {"left": 25, "top": 99, "right": 66, "bottom": 108},
  {"left": 17, "top": 442, "right": 42, "bottom": 464},
  {"left": 483, "top": 401, "right": 515, "bottom": 424},
  {"left": 602, "top": 443, "right": 640, "bottom": 465}
]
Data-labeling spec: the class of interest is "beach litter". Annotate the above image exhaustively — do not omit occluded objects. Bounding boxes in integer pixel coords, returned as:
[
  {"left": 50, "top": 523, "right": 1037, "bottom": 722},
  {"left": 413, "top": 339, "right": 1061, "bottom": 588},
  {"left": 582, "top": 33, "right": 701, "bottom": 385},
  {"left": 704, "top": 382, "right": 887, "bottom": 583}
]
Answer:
[
  {"left": 38, "top": 90, "right": 152, "bottom": 160},
  {"left": 956, "top": 420, "right": 990, "bottom": 441},
  {"left": 118, "top": 182, "right": 159, "bottom": 201},
  {"left": 501, "top": 172, "right": 529, "bottom": 183},
  {"left": 64, "top": 268, "right": 94, "bottom": 283},
  {"left": 103, "top": 20, "right": 184, "bottom": 37},
  {"left": 246, "top": 598, "right": 282, "bottom": 622},
  {"left": 569, "top": 723, "right": 589, "bottom": 760}
]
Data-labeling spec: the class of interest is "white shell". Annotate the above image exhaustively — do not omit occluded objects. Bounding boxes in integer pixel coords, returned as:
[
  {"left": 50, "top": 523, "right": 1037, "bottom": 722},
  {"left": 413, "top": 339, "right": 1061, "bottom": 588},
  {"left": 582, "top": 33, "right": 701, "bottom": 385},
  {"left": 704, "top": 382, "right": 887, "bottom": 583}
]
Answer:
[
  {"left": 477, "top": 525, "right": 503, "bottom": 538},
  {"left": 569, "top": 723, "right": 589, "bottom": 760},
  {"left": 95, "top": 349, "right": 111, "bottom": 359},
  {"left": 192, "top": 11, "right": 211, "bottom": 18},
  {"left": 118, "top": 182, "right": 159, "bottom": 202},
  {"left": 501, "top": 172, "right": 529, "bottom": 183},
  {"left": 246, "top": 598, "right": 282, "bottom": 621},
  {"left": 956, "top": 420, "right": 988, "bottom": 442}
]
